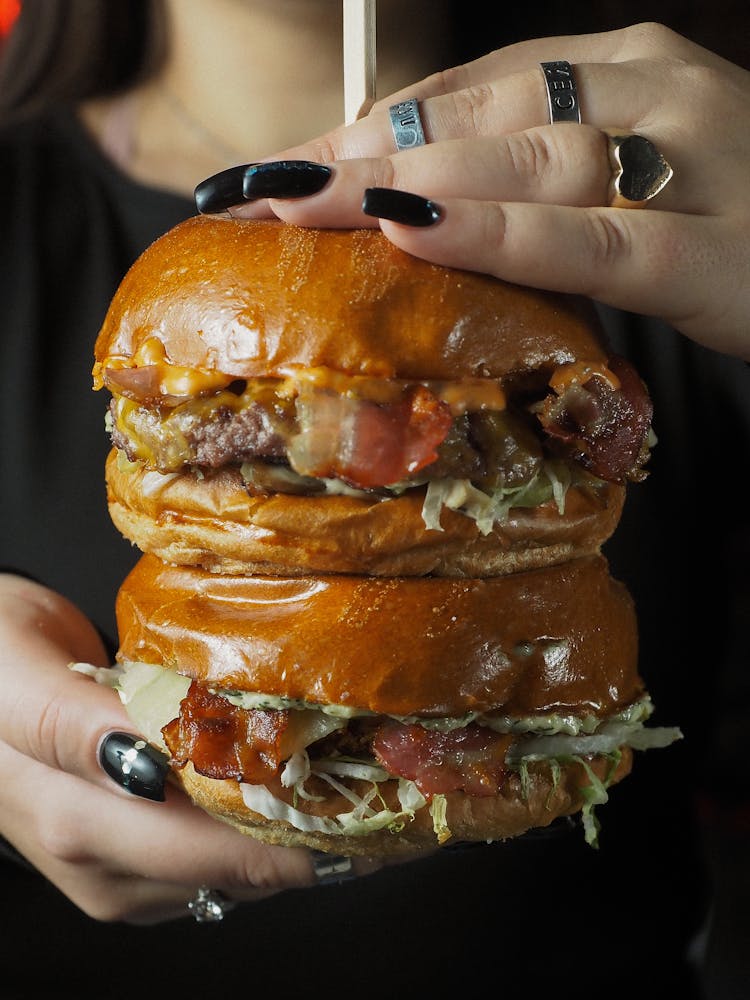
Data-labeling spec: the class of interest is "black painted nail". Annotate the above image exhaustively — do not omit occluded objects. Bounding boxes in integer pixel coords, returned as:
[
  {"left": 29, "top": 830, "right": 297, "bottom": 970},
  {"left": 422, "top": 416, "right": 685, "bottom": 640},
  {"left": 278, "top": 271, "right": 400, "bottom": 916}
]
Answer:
[
  {"left": 362, "top": 187, "right": 442, "bottom": 227},
  {"left": 194, "top": 164, "right": 257, "bottom": 214},
  {"left": 243, "top": 160, "right": 332, "bottom": 201},
  {"left": 98, "top": 732, "right": 170, "bottom": 802}
]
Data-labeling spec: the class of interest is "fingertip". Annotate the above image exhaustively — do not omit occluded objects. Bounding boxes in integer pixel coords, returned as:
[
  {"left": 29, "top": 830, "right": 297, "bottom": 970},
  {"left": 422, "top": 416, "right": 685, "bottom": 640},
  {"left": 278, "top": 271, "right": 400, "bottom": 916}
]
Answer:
[
  {"left": 362, "top": 187, "right": 443, "bottom": 227},
  {"left": 97, "top": 731, "right": 170, "bottom": 802},
  {"left": 228, "top": 199, "right": 276, "bottom": 220}
]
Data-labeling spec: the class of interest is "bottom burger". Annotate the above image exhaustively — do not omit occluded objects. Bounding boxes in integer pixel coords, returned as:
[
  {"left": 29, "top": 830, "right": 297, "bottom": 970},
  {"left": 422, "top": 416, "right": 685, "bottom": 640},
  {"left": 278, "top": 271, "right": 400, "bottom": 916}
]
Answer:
[{"left": 110, "top": 554, "right": 680, "bottom": 855}]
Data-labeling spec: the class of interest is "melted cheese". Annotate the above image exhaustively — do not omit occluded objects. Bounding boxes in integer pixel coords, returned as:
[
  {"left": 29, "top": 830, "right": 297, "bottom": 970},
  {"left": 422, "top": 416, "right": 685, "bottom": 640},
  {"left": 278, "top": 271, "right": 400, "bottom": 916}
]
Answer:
[
  {"left": 101, "top": 338, "right": 236, "bottom": 397},
  {"left": 548, "top": 361, "right": 621, "bottom": 394}
]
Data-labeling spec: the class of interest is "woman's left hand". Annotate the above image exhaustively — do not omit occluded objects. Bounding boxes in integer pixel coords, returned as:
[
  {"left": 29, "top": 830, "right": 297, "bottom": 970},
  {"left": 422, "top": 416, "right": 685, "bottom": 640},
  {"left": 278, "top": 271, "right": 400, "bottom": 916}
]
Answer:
[{"left": 227, "top": 23, "right": 750, "bottom": 361}]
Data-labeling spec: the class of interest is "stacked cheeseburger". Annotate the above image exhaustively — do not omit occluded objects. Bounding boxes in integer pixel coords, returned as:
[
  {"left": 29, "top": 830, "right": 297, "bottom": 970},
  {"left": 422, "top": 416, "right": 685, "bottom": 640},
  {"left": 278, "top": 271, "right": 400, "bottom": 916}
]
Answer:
[{"left": 93, "top": 217, "right": 679, "bottom": 854}]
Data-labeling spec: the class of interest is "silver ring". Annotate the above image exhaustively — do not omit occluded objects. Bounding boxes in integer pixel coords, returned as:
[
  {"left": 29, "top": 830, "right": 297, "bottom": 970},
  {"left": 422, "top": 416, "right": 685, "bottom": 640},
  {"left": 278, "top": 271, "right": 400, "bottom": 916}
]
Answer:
[
  {"left": 540, "top": 61, "right": 582, "bottom": 124},
  {"left": 310, "top": 850, "right": 356, "bottom": 886},
  {"left": 389, "top": 98, "right": 427, "bottom": 151},
  {"left": 188, "top": 885, "right": 233, "bottom": 923}
]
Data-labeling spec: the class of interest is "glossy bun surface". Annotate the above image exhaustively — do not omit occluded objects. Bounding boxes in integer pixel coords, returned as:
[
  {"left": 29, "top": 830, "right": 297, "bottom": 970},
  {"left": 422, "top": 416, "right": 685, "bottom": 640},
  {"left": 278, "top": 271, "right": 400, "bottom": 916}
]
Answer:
[{"left": 94, "top": 217, "right": 608, "bottom": 382}]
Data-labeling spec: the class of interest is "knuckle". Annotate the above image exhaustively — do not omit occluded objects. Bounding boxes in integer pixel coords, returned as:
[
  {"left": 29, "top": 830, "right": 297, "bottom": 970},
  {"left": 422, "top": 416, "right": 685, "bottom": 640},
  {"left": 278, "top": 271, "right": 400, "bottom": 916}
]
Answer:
[
  {"left": 671, "top": 62, "right": 735, "bottom": 115},
  {"left": 437, "top": 63, "right": 473, "bottom": 96},
  {"left": 479, "top": 203, "right": 508, "bottom": 260},
  {"left": 36, "top": 816, "right": 91, "bottom": 865},
  {"left": 447, "top": 82, "right": 497, "bottom": 138},
  {"left": 505, "top": 130, "right": 557, "bottom": 184},
  {"left": 310, "top": 134, "right": 341, "bottom": 166},
  {"left": 584, "top": 211, "right": 632, "bottom": 270},
  {"left": 234, "top": 850, "right": 282, "bottom": 891},
  {"left": 227, "top": 844, "right": 307, "bottom": 893},
  {"left": 622, "top": 21, "right": 681, "bottom": 56},
  {"left": 30, "top": 693, "right": 66, "bottom": 771},
  {"left": 372, "top": 157, "right": 397, "bottom": 192}
]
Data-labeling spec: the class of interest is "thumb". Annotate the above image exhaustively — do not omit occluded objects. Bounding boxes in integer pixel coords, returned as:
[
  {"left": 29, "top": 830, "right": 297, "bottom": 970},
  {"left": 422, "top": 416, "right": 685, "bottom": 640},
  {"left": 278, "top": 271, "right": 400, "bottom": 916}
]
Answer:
[{"left": 0, "top": 573, "right": 162, "bottom": 798}]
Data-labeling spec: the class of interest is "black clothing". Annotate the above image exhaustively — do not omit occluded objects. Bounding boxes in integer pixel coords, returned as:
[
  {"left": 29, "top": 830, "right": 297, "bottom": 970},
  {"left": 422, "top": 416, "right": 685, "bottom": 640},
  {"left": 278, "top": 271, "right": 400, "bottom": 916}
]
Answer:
[
  {"left": 1, "top": 111, "right": 748, "bottom": 1000},
  {"left": 0, "top": 110, "right": 191, "bottom": 640}
]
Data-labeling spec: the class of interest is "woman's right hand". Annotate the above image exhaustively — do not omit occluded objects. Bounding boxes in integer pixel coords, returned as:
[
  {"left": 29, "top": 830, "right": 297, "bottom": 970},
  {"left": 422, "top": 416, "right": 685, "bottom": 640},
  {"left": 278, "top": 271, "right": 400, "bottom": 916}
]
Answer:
[{"left": 0, "top": 573, "right": 381, "bottom": 924}]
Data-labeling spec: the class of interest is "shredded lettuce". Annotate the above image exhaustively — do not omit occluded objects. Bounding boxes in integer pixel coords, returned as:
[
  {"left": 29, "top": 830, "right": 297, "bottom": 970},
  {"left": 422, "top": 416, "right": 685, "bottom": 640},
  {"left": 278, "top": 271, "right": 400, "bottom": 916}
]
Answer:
[
  {"left": 240, "top": 775, "right": 427, "bottom": 838},
  {"left": 140, "top": 470, "right": 180, "bottom": 497},
  {"left": 239, "top": 451, "right": 589, "bottom": 535},
  {"left": 570, "top": 753, "right": 621, "bottom": 849},
  {"left": 77, "top": 661, "right": 681, "bottom": 849},
  {"left": 506, "top": 718, "right": 682, "bottom": 765},
  {"left": 429, "top": 794, "right": 451, "bottom": 844},
  {"left": 418, "top": 460, "right": 575, "bottom": 534}
]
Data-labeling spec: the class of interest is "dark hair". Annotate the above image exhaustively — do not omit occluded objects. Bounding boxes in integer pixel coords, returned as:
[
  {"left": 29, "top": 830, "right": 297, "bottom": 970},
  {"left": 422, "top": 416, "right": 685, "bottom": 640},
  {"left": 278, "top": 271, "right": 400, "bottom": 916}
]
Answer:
[{"left": 0, "top": 0, "right": 167, "bottom": 121}]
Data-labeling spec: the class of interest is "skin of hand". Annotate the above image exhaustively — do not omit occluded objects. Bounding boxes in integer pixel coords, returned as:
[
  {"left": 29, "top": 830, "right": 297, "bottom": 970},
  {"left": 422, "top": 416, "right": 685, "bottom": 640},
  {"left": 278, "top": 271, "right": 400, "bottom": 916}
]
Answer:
[
  {"left": 233, "top": 23, "right": 750, "bottom": 361},
  {"left": 0, "top": 573, "right": 386, "bottom": 924}
]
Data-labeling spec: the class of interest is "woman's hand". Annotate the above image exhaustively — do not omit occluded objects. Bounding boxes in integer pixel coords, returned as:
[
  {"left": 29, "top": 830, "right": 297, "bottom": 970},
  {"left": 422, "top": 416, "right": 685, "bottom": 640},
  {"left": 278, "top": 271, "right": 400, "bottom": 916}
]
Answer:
[
  {"left": 0, "top": 574, "right": 382, "bottom": 924},
  {"left": 228, "top": 23, "right": 750, "bottom": 360}
]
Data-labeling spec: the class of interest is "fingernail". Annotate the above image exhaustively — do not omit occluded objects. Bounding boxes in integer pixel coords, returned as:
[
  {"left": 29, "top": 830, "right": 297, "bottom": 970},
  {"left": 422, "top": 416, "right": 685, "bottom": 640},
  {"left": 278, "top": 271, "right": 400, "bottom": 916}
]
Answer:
[
  {"left": 98, "top": 732, "right": 170, "bottom": 802},
  {"left": 362, "top": 187, "right": 442, "bottom": 227},
  {"left": 242, "top": 160, "right": 332, "bottom": 201},
  {"left": 194, "top": 164, "right": 257, "bottom": 214}
]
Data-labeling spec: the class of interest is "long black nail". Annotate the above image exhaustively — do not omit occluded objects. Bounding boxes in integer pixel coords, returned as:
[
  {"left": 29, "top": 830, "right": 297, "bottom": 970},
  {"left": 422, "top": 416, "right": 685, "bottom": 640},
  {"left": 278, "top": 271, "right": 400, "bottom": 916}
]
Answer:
[
  {"left": 99, "top": 732, "right": 170, "bottom": 802},
  {"left": 243, "top": 160, "right": 332, "bottom": 201},
  {"left": 362, "top": 187, "right": 442, "bottom": 227},
  {"left": 194, "top": 164, "right": 257, "bottom": 214}
]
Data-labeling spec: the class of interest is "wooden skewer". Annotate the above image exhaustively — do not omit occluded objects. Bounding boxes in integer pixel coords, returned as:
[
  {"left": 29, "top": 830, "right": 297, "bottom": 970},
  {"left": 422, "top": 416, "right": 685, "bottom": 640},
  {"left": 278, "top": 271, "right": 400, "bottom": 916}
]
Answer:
[{"left": 343, "top": 0, "right": 376, "bottom": 125}]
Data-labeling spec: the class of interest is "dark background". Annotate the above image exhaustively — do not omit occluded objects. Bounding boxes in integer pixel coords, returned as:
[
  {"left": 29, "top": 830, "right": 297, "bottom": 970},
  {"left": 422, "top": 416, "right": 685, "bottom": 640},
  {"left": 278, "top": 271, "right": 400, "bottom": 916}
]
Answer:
[{"left": 1, "top": 3, "right": 749, "bottom": 998}]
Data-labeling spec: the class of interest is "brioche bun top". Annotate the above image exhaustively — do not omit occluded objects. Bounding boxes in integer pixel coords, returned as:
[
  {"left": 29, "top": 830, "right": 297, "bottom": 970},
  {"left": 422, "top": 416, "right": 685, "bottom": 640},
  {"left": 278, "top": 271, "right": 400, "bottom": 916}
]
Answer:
[
  {"left": 94, "top": 216, "right": 608, "bottom": 384},
  {"left": 116, "top": 553, "right": 643, "bottom": 720}
]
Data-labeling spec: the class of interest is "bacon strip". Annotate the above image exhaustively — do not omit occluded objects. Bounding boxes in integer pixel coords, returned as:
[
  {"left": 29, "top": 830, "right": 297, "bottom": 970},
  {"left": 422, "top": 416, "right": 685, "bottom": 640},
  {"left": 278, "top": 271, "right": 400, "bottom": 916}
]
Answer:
[
  {"left": 372, "top": 720, "right": 514, "bottom": 798},
  {"left": 538, "top": 355, "right": 653, "bottom": 482},
  {"left": 290, "top": 385, "right": 453, "bottom": 489},
  {"left": 161, "top": 683, "right": 519, "bottom": 799},
  {"left": 162, "top": 681, "right": 289, "bottom": 783}
]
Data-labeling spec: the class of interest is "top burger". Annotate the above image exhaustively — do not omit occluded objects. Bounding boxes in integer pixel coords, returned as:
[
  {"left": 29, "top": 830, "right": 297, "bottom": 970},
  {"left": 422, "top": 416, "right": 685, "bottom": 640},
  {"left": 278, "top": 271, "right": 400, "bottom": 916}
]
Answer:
[{"left": 94, "top": 216, "right": 653, "bottom": 577}]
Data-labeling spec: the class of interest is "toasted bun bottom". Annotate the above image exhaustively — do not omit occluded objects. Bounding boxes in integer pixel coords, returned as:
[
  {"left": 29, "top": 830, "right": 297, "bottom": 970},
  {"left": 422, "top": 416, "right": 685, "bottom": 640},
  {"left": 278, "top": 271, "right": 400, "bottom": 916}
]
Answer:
[
  {"left": 106, "top": 451, "right": 625, "bottom": 577},
  {"left": 172, "top": 751, "right": 632, "bottom": 855}
]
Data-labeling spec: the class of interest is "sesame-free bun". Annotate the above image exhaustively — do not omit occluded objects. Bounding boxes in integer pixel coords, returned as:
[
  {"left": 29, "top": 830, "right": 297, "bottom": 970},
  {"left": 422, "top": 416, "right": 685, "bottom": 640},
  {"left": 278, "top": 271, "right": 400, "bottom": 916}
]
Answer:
[
  {"left": 116, "top": 553, "right": 643, "bottom": 720},
  {"left": 94, "top": 216, "right": 608, "bottom": 384},
  {"left": 105, "top": 450, "right": 625, "bottom": 577}
]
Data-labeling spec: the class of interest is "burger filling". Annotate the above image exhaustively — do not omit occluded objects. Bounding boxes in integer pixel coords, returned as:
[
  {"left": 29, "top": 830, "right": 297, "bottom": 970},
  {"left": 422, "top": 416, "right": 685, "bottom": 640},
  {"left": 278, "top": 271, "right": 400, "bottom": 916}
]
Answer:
[
  {"left": 102, "top": 351, "right": 653, "bottom": 531},
  {"left": 95, "top": 660, "right": 680, "bottom": 847}
]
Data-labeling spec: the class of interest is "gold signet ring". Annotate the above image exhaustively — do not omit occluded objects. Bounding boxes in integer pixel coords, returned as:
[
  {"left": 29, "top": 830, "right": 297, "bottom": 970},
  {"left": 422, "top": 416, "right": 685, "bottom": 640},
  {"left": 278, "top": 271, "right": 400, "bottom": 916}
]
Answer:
[{"left": 604, "top": 130, "right": 674, "bottom": 209}]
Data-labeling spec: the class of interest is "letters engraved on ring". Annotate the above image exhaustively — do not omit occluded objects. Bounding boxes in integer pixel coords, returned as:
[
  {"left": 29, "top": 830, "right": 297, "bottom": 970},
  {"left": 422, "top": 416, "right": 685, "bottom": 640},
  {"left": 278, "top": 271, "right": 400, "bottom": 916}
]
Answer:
[
  {"left": 541, "top": 61, "right": 581, "bottom": 124},
  {"left": 389, "top": 98, "right": 427, "bottom": 150}
]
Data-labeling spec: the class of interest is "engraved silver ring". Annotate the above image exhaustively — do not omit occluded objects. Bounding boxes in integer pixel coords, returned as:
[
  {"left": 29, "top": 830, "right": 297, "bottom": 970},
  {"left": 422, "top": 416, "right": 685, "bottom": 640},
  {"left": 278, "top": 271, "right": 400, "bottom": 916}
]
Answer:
[
  {"left": 311, "top": 850, "right": 356, "bottom": 885},
  {"left": 389, "top": 98, "right": 427, "bottom": 151},
  {"left": 540, "top": 61, "right": 582, "bottom": 124}
]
